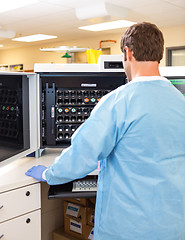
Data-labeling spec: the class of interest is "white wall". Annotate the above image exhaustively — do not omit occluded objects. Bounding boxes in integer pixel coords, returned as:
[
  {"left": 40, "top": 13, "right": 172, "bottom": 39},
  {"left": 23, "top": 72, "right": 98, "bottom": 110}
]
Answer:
[{"left": 0, "top": 24, "right": 185, "bottom": 70}]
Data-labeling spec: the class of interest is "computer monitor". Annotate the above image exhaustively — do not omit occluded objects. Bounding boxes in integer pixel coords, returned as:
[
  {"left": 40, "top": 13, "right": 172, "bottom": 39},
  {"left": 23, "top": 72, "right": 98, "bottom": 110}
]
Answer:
[
  {"left": 167, "top": 77, "right": 185, "bottom": 96},
  {"left": 160, "top": 66, "right": 185, "bottom": 96}
]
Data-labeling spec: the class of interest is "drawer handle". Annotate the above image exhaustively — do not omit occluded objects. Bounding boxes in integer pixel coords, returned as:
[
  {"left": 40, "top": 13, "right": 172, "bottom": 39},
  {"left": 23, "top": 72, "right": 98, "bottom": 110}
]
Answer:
[
  {"left": 0, "top": 205, "right": 3, "bottom": 210},
  {"left": 26, "top": 218, "right": 31, "bottom": 224},
  {"left": 0, "top": 234, "right": 4, "bottom": 239},
  {"left": 26, "top": 191, "right": 30, "bottom": 196}
]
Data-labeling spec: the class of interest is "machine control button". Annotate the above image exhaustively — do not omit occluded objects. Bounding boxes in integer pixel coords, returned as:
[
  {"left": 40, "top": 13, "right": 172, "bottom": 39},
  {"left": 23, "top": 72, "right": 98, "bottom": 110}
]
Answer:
[
  {"left": 58, "top": 116, "right": 63, "bottom": 122},
  {"left": 64, "top": 126, "right": 70, "bottom": 131},
  {"left": 58, "top": 133, "right": 63, "bottom": 139},
  {"left": 84, "top": 98, "right": 89, "bottom": 103},
  {"left": 71, "top": 126, "right": 76, "bottom": 132},
  {"left": 64, "top": 133, "right": 70, "bottom": 139},
  {"left": 91, "top": 98, "right": 96, "bottom": 103},
  {"left": 58, "top": 126, "right": 63, "bottom": 132},
  {"left": 65, "top": 108, "right": 70, "bottom": 113}
]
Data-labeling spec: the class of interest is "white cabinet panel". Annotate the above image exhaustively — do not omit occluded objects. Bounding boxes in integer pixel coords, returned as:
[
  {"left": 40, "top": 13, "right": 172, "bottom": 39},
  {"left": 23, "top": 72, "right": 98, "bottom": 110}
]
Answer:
[
  {"left": 0, "top": 183, "right": 40, "bottom": 223},
  {"left": 0, "top": 210, "right": 41, "bottom": 240}
]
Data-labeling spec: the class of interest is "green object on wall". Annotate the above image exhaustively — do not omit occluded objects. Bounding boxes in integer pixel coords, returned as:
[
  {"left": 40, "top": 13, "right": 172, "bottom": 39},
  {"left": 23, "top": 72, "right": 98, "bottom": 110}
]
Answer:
[{"left": 61, "top": 52, "right": 72, "bottom": 58}]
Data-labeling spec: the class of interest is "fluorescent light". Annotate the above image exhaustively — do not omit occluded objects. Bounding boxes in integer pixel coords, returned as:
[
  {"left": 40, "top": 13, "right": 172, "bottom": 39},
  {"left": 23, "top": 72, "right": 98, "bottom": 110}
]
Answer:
[
  {"left": 40, "top": 46, "right": 71, "bottom": 51},
  {"left": 0, "top": 0, "right": 39, "bottom": 13},
  {"left": 79, "top": 20, "right": 136, "bottom": 32},
  {"left": 12, "top": 34, "right": 57, "bottom": 42},
  {"left": 0, "top": 45, "right": 4, "bottom": 47},
  {"left": 40, "top": 46, "right": 88, "bottom": 52}
]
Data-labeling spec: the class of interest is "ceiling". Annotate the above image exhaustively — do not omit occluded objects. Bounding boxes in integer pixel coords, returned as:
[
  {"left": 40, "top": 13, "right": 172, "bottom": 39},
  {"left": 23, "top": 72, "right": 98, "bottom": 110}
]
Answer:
[{"left": 0, "top": 0, "right": 185, "bottom": 50}]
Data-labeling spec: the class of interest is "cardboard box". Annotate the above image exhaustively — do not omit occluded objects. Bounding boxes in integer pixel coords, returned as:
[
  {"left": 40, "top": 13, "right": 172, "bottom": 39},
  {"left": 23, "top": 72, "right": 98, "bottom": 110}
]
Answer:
[
  {"left": 89, "top": 198, "right": 96, "bottom": 206},
  {"left": 64, "top": 198, "right": 91, "bottom": 207},
  {"left": 64, "top": 216, "right": 93, "bottom": 240},
  {"left": 53, "top": 227, "right": 80, "bottom": 240},
  {"left": 64, "top": 201, "right": 87, "bottom": 220},
  {"left": 64, "top": 200, "right": 87, "bottom": 239},
  {"left": 87, "top": 208, "right": 95, "bottom": 227},
  {"left": 64, "top": 201, "right": 94, "bottom": 239}
]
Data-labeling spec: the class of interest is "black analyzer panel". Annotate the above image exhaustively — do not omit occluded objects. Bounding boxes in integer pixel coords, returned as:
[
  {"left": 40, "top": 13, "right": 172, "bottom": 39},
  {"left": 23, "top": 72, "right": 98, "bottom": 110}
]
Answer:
[{"left": 40, "top": 72, "right": 126, "bottom": 148}]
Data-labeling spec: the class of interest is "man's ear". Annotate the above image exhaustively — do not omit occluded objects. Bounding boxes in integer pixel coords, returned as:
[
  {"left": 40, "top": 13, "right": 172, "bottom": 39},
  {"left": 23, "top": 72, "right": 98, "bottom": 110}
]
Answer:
[{"left": 125, "top": 46, "right": 133, "bottom": 61}]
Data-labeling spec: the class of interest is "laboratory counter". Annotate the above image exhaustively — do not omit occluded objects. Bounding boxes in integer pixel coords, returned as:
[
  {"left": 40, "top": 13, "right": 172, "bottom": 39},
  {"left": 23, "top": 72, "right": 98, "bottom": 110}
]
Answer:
[{"left": 0, "top": 148, "right": 61, "bottom": 193}]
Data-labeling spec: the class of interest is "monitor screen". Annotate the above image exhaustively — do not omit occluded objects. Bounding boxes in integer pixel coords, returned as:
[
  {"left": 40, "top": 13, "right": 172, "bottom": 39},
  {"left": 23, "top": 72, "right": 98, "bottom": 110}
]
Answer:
[{"left": 167, "top": 77, "right": 185, "bottom": 96}]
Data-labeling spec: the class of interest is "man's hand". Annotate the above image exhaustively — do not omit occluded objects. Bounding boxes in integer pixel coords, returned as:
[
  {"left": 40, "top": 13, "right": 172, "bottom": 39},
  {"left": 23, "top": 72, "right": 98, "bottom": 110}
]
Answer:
[{"left": 25, "top": 165, "right": 47, "bottom": 182}]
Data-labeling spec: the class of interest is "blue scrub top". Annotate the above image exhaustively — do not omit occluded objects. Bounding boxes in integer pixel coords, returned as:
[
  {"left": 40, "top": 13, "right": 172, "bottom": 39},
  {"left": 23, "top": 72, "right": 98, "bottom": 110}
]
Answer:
[{"left": 46, "top": 76, "right": 185, "bottom": 240}]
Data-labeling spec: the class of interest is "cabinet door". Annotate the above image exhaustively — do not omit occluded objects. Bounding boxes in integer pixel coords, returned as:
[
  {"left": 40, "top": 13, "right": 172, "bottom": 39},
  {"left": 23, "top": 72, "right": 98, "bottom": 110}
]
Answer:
[
  {"left": 0, "top": 210, "right": 41, "bottom": 240},
  {"left": 0, "top": 183, "right": 40, "bottom": 223}
]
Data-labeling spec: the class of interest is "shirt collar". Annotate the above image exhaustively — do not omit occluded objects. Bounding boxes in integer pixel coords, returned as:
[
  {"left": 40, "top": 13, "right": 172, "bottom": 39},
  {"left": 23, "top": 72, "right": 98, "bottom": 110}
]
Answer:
[{"left": 131, "top": 76, "right": 169, "bottom": 83}]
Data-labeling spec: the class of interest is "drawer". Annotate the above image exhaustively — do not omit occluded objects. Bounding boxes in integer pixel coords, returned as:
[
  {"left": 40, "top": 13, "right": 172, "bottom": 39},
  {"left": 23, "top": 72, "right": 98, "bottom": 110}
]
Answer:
[
  {"left": 0, "top": 183, "right": 40, "bottom": 223},
  {"left": 0, "top": 209, "right": 41, "bottom": 240}
]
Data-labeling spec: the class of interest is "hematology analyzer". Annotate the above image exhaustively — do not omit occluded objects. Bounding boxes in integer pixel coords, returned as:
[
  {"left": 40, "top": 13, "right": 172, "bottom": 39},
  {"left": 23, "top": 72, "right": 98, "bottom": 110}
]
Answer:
[
  {"left": 0, "top": 55, "right": 125, "bottom": 167},
  {"left": 34, "top": 55, "right": 127, "bottom": 149}
]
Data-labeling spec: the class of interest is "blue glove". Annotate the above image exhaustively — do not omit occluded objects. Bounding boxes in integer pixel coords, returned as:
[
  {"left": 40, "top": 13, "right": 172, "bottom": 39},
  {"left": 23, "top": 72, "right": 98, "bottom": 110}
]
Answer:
[{"left": 25, "top": 165, "right": 47, "bottom": 182}]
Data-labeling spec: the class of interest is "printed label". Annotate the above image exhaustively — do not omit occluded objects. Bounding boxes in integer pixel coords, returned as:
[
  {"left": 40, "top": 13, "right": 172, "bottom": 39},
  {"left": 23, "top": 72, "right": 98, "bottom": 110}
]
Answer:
[
  {"left": 66, "top": 203, "right": 80, "bottom": 218},
  {"left": 88, "top": 227, "right": 94, "bottom": 240},
  {"left": 81, "top": 83, "right": 97, "bottom": 87},
  {"left": 70, "top": 219, "right": 82, "bottom": 234}
]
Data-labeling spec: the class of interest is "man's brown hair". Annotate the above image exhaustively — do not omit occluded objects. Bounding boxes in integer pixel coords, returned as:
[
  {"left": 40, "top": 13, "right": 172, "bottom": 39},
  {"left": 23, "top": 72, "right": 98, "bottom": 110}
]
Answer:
[{"left": 120, "top": 22, "right": 164, "bottom": 63}]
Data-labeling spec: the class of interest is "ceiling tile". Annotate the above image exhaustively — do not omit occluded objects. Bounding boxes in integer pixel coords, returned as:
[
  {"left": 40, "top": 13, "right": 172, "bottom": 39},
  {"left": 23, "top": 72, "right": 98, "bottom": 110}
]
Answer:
[
  {"left": 44, "top": 0, "right": 101, "bottom": 8},
  {"left": 106, "top": 0, "right": 156, "bottom": 9},
  {"left": 163, "top": 0, "right": 185, "bottom": 8},
  {"left": 0, "top": 2, "right": 70, "bottom": 20},
  {"left": 133, "top": 0, "right": 183, "bottom": 16}
]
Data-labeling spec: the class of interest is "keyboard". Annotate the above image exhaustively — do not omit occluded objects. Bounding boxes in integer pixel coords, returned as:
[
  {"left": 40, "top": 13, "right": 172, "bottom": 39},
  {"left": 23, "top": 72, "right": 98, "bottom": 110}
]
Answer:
[{"left": 72, "top": 179, "right": 97, "bottom": 192}]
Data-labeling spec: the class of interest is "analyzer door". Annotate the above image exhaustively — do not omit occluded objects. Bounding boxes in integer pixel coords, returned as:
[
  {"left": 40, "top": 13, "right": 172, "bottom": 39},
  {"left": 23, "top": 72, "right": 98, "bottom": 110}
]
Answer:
[{"left": 0, "top": 72, "right": 38, "bottom": 164}]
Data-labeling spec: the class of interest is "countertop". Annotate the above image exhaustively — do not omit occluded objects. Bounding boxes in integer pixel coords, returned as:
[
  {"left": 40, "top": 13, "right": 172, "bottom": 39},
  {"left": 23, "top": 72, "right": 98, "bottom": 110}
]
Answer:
[
  {"left": 0, "top": 148, "right": 99, "bottom": 193},
  {"left": 0, "top": 149, "right": 62, "bottom": 193}
]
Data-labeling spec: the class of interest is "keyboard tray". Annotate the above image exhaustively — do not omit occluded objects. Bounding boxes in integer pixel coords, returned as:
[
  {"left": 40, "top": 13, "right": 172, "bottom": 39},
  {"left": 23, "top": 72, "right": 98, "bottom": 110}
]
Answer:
[{"left": 48, "top": 176, "right": 97, "bottom": 199}]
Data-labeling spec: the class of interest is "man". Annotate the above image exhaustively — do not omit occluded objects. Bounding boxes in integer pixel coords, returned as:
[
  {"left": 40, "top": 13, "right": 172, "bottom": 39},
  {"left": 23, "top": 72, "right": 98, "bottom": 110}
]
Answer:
[{"left": 26, "top": 22, "right": 185, "bottom": 239}]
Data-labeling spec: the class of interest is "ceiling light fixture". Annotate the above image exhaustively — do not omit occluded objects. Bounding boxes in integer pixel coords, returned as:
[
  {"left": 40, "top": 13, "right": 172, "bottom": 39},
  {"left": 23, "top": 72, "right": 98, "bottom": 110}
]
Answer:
[
  {"left": 40, "top": 46, "right": 88, "bottom": 52},
  {"left": 0, "top": 0, "right": 39, "bottom": 13},
  {"left": 0, "top": 45, "right": 4, "bottom": 47},
  {"left": 40, "top": 46, "right": 72, "bottom": 51},
  {"left": 12, "top": 34, "right": 57, "bottom": 42},
  {"left": 75, "top": 2, "right": 128, "bottom": 20},
  {"left": 0, "top": 25, "right": 16, "bottom": 38},
  {"left": 79, "top": 20, "right": 136, "bottom": 32}
]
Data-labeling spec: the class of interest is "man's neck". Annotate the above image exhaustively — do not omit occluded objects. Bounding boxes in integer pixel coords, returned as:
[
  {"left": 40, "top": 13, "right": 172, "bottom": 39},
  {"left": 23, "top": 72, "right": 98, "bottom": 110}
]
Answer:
[{"left": 131, "top": 61, "right": 161, "bottom": 79}]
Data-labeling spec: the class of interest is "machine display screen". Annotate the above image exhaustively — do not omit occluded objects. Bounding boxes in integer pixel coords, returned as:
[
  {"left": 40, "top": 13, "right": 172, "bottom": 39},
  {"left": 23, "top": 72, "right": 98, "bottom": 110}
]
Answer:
[{"left": 168, "top": 78, "right": 185, "bottom": 96}]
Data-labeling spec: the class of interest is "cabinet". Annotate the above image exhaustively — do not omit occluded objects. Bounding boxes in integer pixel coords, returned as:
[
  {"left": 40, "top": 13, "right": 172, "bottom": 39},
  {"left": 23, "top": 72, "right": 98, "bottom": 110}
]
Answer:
[{"left": 0, "top": 183, "right": 41, "bottom": 240}]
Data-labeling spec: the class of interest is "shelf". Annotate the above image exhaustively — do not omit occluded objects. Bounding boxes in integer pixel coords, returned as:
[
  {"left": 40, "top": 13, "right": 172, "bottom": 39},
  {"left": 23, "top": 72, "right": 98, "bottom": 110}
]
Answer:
[{"left": 48, "top": 177, "right": 97, "bottom": 199}]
